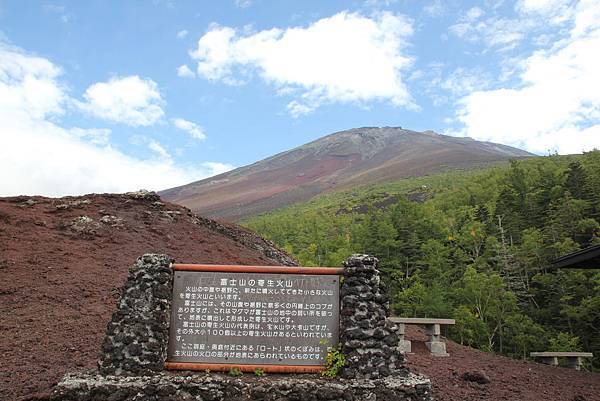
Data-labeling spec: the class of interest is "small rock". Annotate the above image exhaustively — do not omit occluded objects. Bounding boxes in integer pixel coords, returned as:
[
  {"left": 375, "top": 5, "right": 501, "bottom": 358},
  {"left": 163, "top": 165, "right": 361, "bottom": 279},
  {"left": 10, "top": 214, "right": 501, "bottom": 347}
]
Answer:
[
  {"left": 69, "top": 216, "right": 100, "bottom": 235},
  {"left": 461, "top": 370, "right": 490, "bottom": 384},
  {"left": 125, "top": 189, "right": 160, "bottom": 201},
  {"left": 55, "top": 199, "right": 91, "bottom": 210},
  {"left": 100, "top": 215, "right": 124, "bottom": 227}
]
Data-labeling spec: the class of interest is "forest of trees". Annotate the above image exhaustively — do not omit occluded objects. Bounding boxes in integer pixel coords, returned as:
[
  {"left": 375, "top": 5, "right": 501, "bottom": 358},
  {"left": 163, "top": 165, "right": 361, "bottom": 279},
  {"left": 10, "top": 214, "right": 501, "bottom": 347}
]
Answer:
[{"left": 244, "top": 151, "right": 600, "bottom": 370}]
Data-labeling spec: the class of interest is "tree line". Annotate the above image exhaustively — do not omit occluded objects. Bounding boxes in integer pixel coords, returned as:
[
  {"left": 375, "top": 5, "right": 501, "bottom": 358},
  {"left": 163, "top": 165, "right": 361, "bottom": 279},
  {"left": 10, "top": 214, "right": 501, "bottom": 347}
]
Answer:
[{"left": 244, "top": 151, "right": 600, "bottom": 369}]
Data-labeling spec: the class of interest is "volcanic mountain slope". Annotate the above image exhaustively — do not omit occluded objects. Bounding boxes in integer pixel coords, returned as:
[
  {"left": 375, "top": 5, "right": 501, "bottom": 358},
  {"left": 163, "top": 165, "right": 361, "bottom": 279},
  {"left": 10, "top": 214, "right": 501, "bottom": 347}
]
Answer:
[
  {"left": 0, "top": 191, "right": 295, "bottom": 401},
  {"left": 161, "top": 127, "right": 533, "bottom": 221}
]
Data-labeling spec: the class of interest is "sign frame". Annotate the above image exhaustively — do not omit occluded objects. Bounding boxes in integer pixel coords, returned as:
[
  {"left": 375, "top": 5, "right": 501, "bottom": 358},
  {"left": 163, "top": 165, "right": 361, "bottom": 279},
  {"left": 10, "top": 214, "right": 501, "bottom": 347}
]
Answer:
[{"left": 164, "top": 263, "right": 343, "bottom": 374}]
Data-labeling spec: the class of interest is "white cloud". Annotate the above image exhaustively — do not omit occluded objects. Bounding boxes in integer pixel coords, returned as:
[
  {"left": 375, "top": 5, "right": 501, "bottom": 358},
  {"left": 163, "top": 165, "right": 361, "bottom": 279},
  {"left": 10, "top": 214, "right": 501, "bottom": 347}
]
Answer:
[
  {"left": 177, "top": 64, "right": 195, "bottom": 78},
  {"left": 78, "top": 75, "right": 164, "bottom": 126},
  {"left": 70, "top": 127, "right": 111, "bottom": 145},
  {"left": 418, "top": 62, "right": 492, "bottom": 107},
  {"left": 190, "top": 11, "right": 414, "bottom": 115},
  {"left": 0, "top": 43, "right": 231, "bottom": 196},
  {"left": 450, "top": 8, "right": 536, "bottom": 50},
  {"left": 424, "top": 0, "right": 445, "bottom": 17},
  {"left": 516, "top": 0, "right": 572, "bottom": 15},
  {"left": 287, "top": 100, "right": 316, "bottom": 118},
  {"left": 172, "top": 118, "right": 206, "bottom": 140},
  {"left": 425, "top": 65, "right": 491, "bottom": 103},
  {"left": 454, "top": 0, "right": 600, "bottom": 155},
  {"left": 177, "top": 29, "right": 188, "bottom": 39},
  {"left": 466, "top": 7, "right": 485, "bottom": 20},
  {"left": 0, "top": 43, "right": 65, "bottom": 119},
  {"left": 234, "top": 0, "right": 252, "bottom": 8},
  {"left": 449, "top": 1, "right": 578, "bottom": 51},
  {"left": 148, "top": 140, "right": 171, "bottom": 159},
  {"left": 200, "top": 161, "right": 235, "bottom": 176}
]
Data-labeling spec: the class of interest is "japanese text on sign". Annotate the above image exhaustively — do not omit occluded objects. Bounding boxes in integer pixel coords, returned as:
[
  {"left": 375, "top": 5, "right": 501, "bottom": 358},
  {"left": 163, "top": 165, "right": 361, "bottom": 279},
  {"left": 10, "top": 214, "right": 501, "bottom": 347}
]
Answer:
[{"left": 167, "top": 271, "right": 339, "bottom": 366}]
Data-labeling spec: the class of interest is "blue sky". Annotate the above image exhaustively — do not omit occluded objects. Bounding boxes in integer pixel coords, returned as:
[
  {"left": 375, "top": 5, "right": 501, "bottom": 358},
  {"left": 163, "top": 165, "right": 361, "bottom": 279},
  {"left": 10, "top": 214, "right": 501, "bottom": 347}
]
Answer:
[{"left": 1, "top": 0, "right": 599, "bottom": 196}]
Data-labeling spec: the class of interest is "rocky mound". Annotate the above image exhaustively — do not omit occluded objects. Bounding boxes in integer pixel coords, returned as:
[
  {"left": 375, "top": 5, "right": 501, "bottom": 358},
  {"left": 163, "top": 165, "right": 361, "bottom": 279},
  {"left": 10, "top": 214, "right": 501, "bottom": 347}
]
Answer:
[{"left": 0, "top": 192, "right": 295, "bottom": 401}]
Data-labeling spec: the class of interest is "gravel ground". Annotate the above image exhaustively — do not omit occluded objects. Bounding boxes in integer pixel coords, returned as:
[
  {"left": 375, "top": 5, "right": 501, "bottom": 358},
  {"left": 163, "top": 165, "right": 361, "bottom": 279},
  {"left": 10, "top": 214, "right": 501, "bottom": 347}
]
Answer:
[{"left": 404, "top": 325, "right": 600, "bottom": 401}]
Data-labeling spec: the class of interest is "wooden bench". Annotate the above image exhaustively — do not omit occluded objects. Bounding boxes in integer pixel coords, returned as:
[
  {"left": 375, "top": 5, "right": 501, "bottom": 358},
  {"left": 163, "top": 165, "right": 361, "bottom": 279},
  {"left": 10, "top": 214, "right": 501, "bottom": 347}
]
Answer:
[
  {"left": 388, "top": 317, "right": 455, "bottom": 357},
  {"left": 530, "top": 352, "right": 593, "bottom": 370}
]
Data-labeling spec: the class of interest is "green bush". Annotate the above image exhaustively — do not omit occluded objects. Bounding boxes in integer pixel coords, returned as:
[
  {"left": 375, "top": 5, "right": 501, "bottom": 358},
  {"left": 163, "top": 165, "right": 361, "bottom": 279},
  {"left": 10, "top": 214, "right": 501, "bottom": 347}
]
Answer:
[
  {"left": 321, "top": 345, "right": 345, "bottom": 378},
  {"left": 228, "top": 367, "right": 243, "bottom": 377}
]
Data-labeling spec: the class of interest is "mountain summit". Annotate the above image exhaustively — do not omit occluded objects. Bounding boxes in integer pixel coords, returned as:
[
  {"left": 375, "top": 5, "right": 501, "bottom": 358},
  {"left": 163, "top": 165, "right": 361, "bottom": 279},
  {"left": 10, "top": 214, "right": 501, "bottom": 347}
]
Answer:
[{"left": 161, "top": 127, "right": 533, "bottom": 221}]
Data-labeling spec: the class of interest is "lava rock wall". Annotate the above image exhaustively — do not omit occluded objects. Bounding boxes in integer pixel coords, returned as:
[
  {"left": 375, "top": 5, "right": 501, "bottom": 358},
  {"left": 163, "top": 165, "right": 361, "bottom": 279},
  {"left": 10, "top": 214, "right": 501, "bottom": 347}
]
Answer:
[
  {"left": 51, "top": 372, "right": 432, "bottom": 401},
  {"left": 52, "top": 253, "right": 432, "bottom": 401},
  {"left": 98, "top": 254, "right": 174, "bottom": 376},
  {"left": 340, "top": 254, "right": 406, "bottom": 379}
]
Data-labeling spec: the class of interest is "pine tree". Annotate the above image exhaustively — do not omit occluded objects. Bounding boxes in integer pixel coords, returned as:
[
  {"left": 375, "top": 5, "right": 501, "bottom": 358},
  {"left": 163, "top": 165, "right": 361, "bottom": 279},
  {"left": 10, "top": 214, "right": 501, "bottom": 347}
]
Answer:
[
  {"left": 565, "top": 161, "right": 590, "bottom": 200},
  {"left": 496, "top": 215, "right": 530, "bottom": 305}
]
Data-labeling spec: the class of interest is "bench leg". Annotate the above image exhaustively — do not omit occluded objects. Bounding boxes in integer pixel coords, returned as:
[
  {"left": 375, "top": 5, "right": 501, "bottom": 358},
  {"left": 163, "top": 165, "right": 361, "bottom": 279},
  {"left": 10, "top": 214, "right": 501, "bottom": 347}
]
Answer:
[
  {"left": 425, "top": 323, "right": 449, "bottom": 357},
  {"left": 538, "top": 356, "right": 559, "bottom": 366},
  {"left": 397, "top": 323, "right": 412, "bottom": 353},
  {"left": 566, "top": 357, "right": 582, "bottom": 370}
]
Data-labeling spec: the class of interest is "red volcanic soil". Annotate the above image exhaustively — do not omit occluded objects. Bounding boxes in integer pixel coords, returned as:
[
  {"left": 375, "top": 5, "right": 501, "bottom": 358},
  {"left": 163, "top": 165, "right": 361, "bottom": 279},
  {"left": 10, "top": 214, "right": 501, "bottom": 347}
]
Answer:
[
  {"left": 404, "top": 326, "right": 600, "bottom": 401},
  {"left": 0, "top": 192, "right": 295, "bottom": 401}
]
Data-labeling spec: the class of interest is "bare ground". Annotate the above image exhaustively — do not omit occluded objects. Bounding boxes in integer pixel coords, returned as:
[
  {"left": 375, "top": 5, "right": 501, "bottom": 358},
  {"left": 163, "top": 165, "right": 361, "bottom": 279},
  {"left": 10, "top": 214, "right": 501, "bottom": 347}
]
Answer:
[{"left": 404, "top": 326, "right": 600, "bottom": 401}]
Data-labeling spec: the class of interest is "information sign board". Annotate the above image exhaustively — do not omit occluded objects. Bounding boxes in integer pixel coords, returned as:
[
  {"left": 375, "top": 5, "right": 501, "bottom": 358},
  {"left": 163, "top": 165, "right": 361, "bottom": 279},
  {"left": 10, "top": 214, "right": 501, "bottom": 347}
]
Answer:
[{"left": 166, "top": 264, "right": 341, "bottom": 373}]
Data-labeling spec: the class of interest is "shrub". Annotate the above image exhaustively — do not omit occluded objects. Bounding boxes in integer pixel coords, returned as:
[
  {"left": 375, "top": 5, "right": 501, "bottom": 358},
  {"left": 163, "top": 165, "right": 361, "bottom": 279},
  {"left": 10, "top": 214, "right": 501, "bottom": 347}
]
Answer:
[{"left": 321, "top": 345, "right": 345, "bottom": 378}]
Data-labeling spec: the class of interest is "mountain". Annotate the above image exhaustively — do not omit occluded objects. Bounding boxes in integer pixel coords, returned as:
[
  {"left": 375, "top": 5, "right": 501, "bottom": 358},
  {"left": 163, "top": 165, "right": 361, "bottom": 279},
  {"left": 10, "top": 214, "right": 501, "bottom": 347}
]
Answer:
[
  {"left": 160, "top": 127, "right": 533, "bottom": 221},
  {"left": 0, "top": 191, "right": 295, "bottom": 401}
]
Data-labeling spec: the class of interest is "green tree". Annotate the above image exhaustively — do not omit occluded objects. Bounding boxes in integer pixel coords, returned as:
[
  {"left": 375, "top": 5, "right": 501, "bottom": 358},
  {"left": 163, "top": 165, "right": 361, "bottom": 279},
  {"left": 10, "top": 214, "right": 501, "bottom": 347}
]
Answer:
[
  {"left": 548, "top": 332, "right": 581, "bottom": 352},
  {"left": 565, "top": 161, "right": 590, "bottom": 200},
  {"left": 244, "top": 151, "right": 600, "bottom": 369},
  {"left": 451, "top": 305, "right": 489, "bottom": 347},
  {"left": 503, "top": 313, "right": 546, "bottom": 359},
  {"left": 455, "top": 267, "right": 518, "bottom": 351},
  {"left": 394, "top": 278, "right": 452, "bottom": 318}
]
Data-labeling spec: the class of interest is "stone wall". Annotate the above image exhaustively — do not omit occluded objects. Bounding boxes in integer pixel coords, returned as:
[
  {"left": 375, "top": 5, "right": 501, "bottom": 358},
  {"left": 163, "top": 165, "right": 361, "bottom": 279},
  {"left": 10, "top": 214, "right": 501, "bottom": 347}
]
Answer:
[
  {"left": 98, "top": 252, "right": 405, "bottom": 379},
  {"left": 340, "top": 254, "right": 406, "bottom": 379},
  {"left": 51, "top": 372, "right": 432, "bottom": 401},
  {"left": 98, "top": 254, "right": 174, "bottom": 376},
  {"left": 52, "top": 253, "right": 432, "bottom": 401}
]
